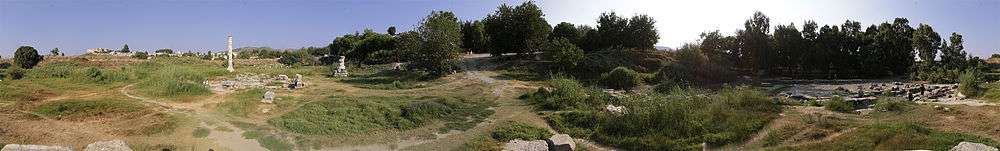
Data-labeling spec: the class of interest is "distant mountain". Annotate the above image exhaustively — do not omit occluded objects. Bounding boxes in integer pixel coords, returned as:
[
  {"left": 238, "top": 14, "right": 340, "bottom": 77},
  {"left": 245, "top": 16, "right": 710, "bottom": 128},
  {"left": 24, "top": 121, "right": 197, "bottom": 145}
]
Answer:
[{"left": 654, "top": 46, "right": 673, "bottom": 51}]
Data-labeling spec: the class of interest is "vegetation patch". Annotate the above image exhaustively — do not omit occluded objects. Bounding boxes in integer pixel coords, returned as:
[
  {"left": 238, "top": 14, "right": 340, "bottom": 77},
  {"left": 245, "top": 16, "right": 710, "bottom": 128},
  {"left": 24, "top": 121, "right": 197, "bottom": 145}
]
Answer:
[
  {"left": 786, "top": 123, "right": 1000, "bottom": 151},
  {"left": 339, "top": 64, "right": 437, "bottom": 90},
  {"left": 267, "top": 96, "right": 493, "bottom": 135},
  {"left": 192, "top": 127, "right": 211, "bottom": 138},
  {"left": 33, "top": 98, "right": 144, "bottom": 119},
  {"left": 218, "top": 89, "right": 266, "bottom": 117},
  {"left": 490, "top": 122, "right": 553, "bottom": 142}
]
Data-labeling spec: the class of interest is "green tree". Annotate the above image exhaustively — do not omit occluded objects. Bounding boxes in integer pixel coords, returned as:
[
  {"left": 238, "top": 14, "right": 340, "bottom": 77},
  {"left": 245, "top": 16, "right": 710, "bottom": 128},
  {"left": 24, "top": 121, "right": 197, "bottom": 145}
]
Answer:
[
  {"left": 277, "top": 52, "right": 301, "bottom": 66},
  {"left": 120, "top": 44, "right": 130, "bottom": 53},
  {"left": 131, "top": 51, "right": 149, "bottom": 59},
  {"left": 14, "top": 46, "right": 44, "bottom": 69},
  {"left": 50, "top": 48, "right": 60, "bottom": 56},
  {"left": 773, "top": 23, "right": 804, "bottom": 73},
  {"left": 600, "top": 67, "right": 644, "bottom": 90},
  {"left": 411, "top": 11, "right": 463, "bottom": 77},
  {"left": 597, "top": 12, "right": 629, "bottom": 49},
  {"left": 736, "top": 11, "right": 772, "bottom": 74},
  {"left": 627, "top": 14, "right": 658, "bottom": 50},
  {"left": 551, "top": 22, "right": 580, "bottom": 42},
  {"left": 577, "top": 25, "right": 600, "bottom": 51},
  {"left": 699, "top": 30, "right": 738, "bottom": 67},
  {"left": 387, "top": 26, "right": 397, "bottom": 36},
  {"left": 483, "top": 1, "right": 551, "bottom": 56},
  {"left": 395, "top": 31, "right": 421, "bottom": 62},
  {"left": 543, "top": 38, "right": 584, "bottom": 71},
  {"left": 912, "top": 24, "right": 941, "bottom": 64},
  {"left": 940, "top": 33, "right": 967, "bottom": 69},
  {"left": 461, "top": 20, "right": 489, "bottom": 53},
  {"left": 155, "top": 48, "right": 174, "bottom": 54}
]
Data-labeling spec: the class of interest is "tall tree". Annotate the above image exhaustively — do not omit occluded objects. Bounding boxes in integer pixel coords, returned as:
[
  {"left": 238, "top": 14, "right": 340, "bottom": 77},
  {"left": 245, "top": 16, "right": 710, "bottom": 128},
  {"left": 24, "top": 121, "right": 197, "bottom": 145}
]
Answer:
[
  {"left": 627, "top": 14, "right": 658, "bottom": 50},
  {"left": 387, "top": 26, "right": 397, "bottom": 36},
  {"left": 736, "top": 11, "right": 772, "bottom": 74},
  {"left": 461, "top": 20, "right": 489, "bottom": 53},
  {"left": 412, "top": 11, "right": 463, "bottom": 77},
  {"left": 576, "top": 25, "right": 600, "bottom": 52},
  {"left": 120, "top": 44, "right": 130, "bottom": 53},
  {"left": 940, "top": 32, "right": 967, "bottom": 69},
  {"left": 597, "top": 12, "right": 629, "bottom": 50},
  {"left": 772, "top": 23, "right": 804, "bottom": 73},
  {"left": 551, "top": 22, "right": 580, "bottom": 42},
  {"left": 483, "top": 1, "right": 551, "bottom": 56},
  {"left": 912, "top": 24, "right": 941, "bottom": 63}
]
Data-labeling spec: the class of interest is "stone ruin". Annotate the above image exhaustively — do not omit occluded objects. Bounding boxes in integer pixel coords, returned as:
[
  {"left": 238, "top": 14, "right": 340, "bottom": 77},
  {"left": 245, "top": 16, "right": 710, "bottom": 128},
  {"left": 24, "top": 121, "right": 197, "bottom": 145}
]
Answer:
[
  {"left": 778, "top": 81, "right": 978, "bottom": 109},
  {"left": 333, "top": 56, "right": 349, "bottom": 77},
  {"left": 502, "top": 134, "right": 577, "bottom": 151},
  {"left": 204, "top": 73, "right": 307, "bottom": 92},
  {"left": 288, "top": 74, "right": 305, "bottom": 89},
  {"left": 262, "top": 90, "right": 275, "bottom": 103}
]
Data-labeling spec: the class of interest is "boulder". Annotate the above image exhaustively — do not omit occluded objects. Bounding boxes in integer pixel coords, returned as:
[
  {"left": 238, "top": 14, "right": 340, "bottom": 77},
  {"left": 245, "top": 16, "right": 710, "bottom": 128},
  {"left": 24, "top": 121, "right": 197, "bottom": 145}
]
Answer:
[
  {"left": 84, "top": 140, "right": 133, "bottom": 151},
  {"left": 949, "top": 142, "right": 998, "bottom": 151},
  {"left": 1, "top": 144, "right": 72, "bottom": 151},
  {"left": 262, "top": 91, "right": 275, "bottom": 103},
  {"left": 503, "top": 139, "right": 548, "bottom": 151},
  {"left": 547, "top": 134, "right": 576, "bottom": 151}
]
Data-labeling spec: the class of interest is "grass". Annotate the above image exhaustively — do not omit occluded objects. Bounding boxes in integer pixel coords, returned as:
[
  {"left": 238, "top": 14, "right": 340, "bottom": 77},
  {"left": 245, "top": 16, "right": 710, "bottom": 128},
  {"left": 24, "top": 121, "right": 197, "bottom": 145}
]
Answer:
[
  {"left": 33, "top": 98, "right": 145, "bottom": 119},
  {"left": 785, "top": 123, "right": 1000, "bottom": 151},
  {"left": 193, "top": 127, "right": 211, "bottom": 138},
  {"left": 490, "top": 122, "right": 553, "bottom": 141},
  {"left": 217, "top": 89, "right": 266, "bottom": 117},
  {"left": 231, "top": 121, "right": 295, "bottom": 151},
  {"left": 339, "top": 64, "right": 442, "bottom": 90},
  {"left": 267, "top": 96, "right": 493, "bottom": 135}
]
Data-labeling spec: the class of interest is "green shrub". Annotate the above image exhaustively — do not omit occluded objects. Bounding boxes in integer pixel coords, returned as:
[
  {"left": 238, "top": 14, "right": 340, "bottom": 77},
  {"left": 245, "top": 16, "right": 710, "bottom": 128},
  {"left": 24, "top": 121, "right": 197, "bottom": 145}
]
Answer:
[
  {"left": 461, "top": 136, "right": 502, "bottom": 151},
  {"left": 131, "top": 52, "right": 149, "bottom": 59},
  {"left": 544, "top": 38, "right": 585, "bottom": 71},
  {"left": 277, "top": 53, "right": 302, "bottom": 66},
  {"left": 959, "top": 69, "right": 983, "bottom": 97},
  {"left": 6, "top": 67, "right": 25, "bottom": 80},
  {"left": 192, "top": 127, "right": 211, "bottom": 138},
  {"left": 490, "top": 122, "right": 553, "bottom": 142},
  {"left": 600, "top": 67, "right": 644, "bottom": 90},
  {"left": 873, "top": 97, "right": 912, "bottom": 112},
  {"left": 825, "top": 96, "right": 855, "bottom": 112},
  {"left": 521, "top": 78, "right": 590, "bottom": 110}
]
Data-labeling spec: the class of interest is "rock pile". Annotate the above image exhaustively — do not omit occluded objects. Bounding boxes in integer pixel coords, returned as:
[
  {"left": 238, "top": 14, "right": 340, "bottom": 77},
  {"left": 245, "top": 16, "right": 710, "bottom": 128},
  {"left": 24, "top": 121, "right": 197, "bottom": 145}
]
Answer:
[
  {"left": 949, "top": 142, "right": 998, "bottom": 151},
  {"left": 780, "top": 82, "right": 967, "bottom": 103},
  {"left": 547, "top": 134, "right": 576, "bottom": 151},
  {"left": 503, "top": 140, "right": 548, "bottom": 151}
]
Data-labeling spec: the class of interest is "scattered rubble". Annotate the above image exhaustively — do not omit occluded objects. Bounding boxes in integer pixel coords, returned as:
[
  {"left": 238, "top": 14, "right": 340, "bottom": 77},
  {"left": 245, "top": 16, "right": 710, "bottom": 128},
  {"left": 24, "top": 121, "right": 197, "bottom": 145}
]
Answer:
[
  {"left": 547, "top": 134, "right": 576, "bottom": 151},
  {"left": 503, "top": 139, "right": 549, "bottom": 151},
  {"left": 84, "top": 140, "right": 133, "bottom": 151},
  {"left": 204, "top": 73, "right": 308, "bottom": 92},
  {"left": 949, "top": 142, "right": 998, "bottom": 151},
  {"left": 262, "top": 91, "right": 275, "bottom": 103},
  {"left": 604, "top": 104, "right": 626, "bottom": 114},
  {"left": 1, "top": 144, "right": 72, "bottom": 151},
  {"left": 777, "top": 81, "right": 986, "bottom": 107}
]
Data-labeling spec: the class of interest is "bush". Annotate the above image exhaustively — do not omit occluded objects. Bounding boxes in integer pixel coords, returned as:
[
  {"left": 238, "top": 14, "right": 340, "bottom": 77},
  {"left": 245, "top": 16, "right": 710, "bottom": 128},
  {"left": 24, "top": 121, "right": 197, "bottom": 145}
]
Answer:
[
  {"left": 192, "top": 127, "right": 211, "bottom": 138},
  {"left": 14, "top": 46, "right": 44, "bottom": 69},
  {"left": 873, "top": 97, "right": 912, "bottom": 112},
  {"left": 520, "top": 78, "right": 589, "bottom": 110},
  {"left": 6, "top": 67, "right": 26, "bottom": 80},
  {"left": 544, "top": 38, "right": 585, "bottom": 71},
  {"left": 600, "top": 67, "right": 644, "bottom": 90},
  {"left": 33, "top": 99, "right": 144, "bottom": 118},
  {"left": 825, "top": 96, "right": 855, "bottom": 113},
  {"left": 958, "top": 69, "right": 983, "bottom": 97},
  {"left": 277, "top": 53, "right": 301, "bottom": 66},
  {"left": 268, "top": 96, "right": 493, "bottom": 135},
  {"left": 490, "top": 122, "right": 553, "bottom": 142},
  {"left": 132, "top": 52, "right": 149, "bottom": 59}
]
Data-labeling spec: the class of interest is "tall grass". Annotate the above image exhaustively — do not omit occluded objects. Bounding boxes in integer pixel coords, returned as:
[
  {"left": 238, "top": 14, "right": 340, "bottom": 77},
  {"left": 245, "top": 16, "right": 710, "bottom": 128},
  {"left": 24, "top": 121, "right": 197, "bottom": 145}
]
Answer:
[
  {"left": 33, "top": 98, "right": 144, "bottom": 118},
  {"left": 218, "top": 89, "right": 266, "bottom": 117},
  {"left": 789, "top": 123, "right": 1000, "bottom": 151},
  {"left": 267, "top": 96, "right": 493, "bottom": 135}
]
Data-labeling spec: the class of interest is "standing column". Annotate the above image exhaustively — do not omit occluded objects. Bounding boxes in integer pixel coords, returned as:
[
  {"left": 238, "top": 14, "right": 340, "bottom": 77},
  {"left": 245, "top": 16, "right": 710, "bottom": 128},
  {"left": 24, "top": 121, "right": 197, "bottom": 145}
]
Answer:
[{"left": 227, "top": 34, "right": 235, "bottom": 72}]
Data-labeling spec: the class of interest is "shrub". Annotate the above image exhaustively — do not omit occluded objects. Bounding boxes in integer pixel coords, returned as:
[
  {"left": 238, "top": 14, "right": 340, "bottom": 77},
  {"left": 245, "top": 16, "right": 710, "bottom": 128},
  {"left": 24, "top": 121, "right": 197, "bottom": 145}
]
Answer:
[
  {"left": 277, "top": 53, "right": 301, "bottom": 66},
  {"left": 873, "top": 97, "right": 911, "bottom": 112},
  {"left": 824, "top": 96, "right": 855, "bottom": 113},
  {"left": 6, "top": 67, "right": 26, "bottom": 80},
  {"left": 600, "top": 67, "right": 644, "bottom": 90},
  {"left": 544, "top": 38, "right": 585, "bottom": 71},
  {"left": 14, "top": 46, "right": 44, "bottom": 69},
  {"left": 958, "top": 69, "right": 983, "bottom": 97},
  {"left": 192, "top": 127, "right": 211, "bottom": 138},
  {"left": 490, "top": 122, "right": 553, "bottom": 142},
  {"left": 33, "top": 99, "right": 144, "bottom": 118},
  {"left": 520, "top": 77, "right": 589, "bottom": 110},
  {"left": 132, "top": 52, "right": 149, "bottom": 59}
]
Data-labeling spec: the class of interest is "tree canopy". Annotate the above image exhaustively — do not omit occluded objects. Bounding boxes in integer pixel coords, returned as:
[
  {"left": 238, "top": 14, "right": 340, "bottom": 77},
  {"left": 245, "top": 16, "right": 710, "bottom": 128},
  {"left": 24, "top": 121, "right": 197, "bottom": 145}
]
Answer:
[
  {"left": 14, "top": 46, "right": 44, "bottom": 69},
  {"left": 483, "top": 1, "right": 551, "bottom": 56}
]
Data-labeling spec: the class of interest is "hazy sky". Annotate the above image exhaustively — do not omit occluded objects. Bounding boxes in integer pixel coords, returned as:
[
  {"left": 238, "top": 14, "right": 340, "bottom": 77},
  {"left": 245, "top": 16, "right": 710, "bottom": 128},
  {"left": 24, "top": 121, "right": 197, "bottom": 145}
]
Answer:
[{"left": 2, "top": 0, "right": 998, "bottom": 58}]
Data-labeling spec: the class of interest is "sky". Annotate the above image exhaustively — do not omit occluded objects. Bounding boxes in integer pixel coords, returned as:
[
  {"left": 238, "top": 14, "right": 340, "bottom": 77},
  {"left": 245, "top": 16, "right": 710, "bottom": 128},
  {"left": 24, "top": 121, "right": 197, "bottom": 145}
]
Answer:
[{"left": 1, "top": 0, "right": 998, "bottom": 58}]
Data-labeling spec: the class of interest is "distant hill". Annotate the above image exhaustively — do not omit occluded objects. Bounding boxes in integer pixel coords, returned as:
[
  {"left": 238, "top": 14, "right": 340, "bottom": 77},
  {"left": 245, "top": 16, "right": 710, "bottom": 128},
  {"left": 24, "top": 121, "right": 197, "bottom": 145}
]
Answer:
[{"left": 655, "top": 46, "right": 673, "bottom": 51}]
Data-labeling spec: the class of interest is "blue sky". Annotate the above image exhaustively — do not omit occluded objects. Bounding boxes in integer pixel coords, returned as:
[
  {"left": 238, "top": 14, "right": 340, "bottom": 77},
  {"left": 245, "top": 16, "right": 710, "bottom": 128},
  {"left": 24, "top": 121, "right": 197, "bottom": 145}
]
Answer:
[{"left": 1, "top": 0, "right": 998, "bottom": 58}]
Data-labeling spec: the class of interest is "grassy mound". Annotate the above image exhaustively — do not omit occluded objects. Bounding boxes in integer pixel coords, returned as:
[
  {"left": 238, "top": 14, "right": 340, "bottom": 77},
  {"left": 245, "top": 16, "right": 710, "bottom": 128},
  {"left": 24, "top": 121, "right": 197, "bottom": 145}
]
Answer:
[
  {"left": 491, "top": 122, "right": 553, "bottom": 141},
  {"left": 787, "top": 123, "right": 999, "bottom": 151},
  {"left": 268, "top": 96, "right": 493, "bottom": 135},
  {"left": 339, "top": 64, "right": 441, "bottom": 90},
  {"left": 218, "top": 89, "right": 267, "bottom": 117},
  {"left": 33, "top": 99, "right": 144, "bottom": 119}
]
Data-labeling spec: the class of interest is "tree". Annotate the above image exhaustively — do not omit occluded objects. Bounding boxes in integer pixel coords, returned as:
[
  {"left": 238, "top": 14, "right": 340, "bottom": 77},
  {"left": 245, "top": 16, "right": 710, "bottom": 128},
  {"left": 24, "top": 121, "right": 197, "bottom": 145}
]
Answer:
[
  {"left": 483, "top": 1, "right": 551, "bottom": 56},
  {"left": 277, "top": 52, "right": 301, "bottom": 66},
  {"left": 395, "top": 31, "right": 422, "bottom": 62},
  {"left": 627, "top": 14, "right": 658, "bottom": 50},
  {"left": 155, "top": 48, "right": 174, "bottom": 54},
  {"left": 597, "top": 12, "right": 629, "bottom": 50},
  {"left": 912, "top": 24, "right": 941, "bottom": 63},
  {"left": 50, "top": 48, "right": 61, "bottom": 56},
  {"left": 940, "top": 33, "right": 967, "bottom": 69},
  {"left": 387, "top": 26, "right": 397, "bottom": 36},
  {"left": 772, "top": 23, "right": 804, "bottom": 73},
  {"left": 736, "top": 11, "right": 772, "bottom": 74},
  {"left": 543, "top": 38, "right": 584, "bottom": 71},
  {"left": 120, "top": 44, "right": 130, "bottom": 53},
  {"left": 461, "top": 20, "right": 489, "bottom": 53},
  {"left": 13, "top": 46, "right": 44, "bottom": 69},
  {"left": 577, "top": 25, "right": 600, "bottom": 52},
  {"left": 551, "top": 22, "right": 580, "bottom": 42},
  {"left": 411, "top": 11, "right": 463, "bottom": 77}
]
